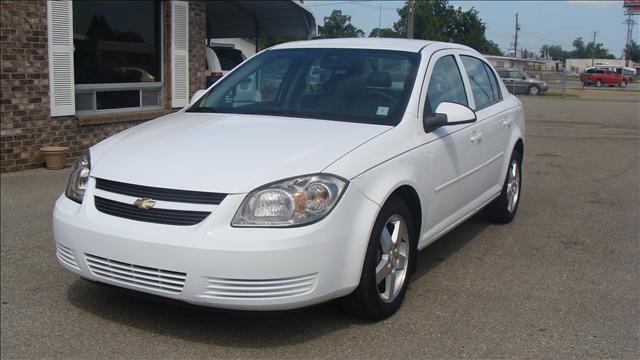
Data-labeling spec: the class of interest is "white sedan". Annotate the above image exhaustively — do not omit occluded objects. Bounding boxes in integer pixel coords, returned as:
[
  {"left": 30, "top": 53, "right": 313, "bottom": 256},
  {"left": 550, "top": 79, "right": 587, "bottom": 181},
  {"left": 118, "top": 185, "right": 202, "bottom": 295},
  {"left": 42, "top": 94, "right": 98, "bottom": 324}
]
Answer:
[{"left": 54, "top": 38, "right": 524, "bottom": 320}]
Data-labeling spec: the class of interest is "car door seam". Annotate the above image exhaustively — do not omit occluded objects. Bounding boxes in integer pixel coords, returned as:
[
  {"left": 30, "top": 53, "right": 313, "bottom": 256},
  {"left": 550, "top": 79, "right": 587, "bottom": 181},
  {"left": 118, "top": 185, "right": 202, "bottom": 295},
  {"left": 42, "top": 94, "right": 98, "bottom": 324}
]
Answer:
[{"left": 434, "top": 151, "right": 504, "bottom": 192}]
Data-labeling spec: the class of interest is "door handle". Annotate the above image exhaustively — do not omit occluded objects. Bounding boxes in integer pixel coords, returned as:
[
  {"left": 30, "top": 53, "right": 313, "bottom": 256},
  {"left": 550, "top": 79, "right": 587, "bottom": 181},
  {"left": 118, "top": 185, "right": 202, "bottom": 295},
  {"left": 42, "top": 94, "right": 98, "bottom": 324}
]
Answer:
[
  {"left": 470, "top": 133, "right": 482, "bottom": 144},
  {"left": 501, "top": 118, "right": 513, "bottom": 128}
]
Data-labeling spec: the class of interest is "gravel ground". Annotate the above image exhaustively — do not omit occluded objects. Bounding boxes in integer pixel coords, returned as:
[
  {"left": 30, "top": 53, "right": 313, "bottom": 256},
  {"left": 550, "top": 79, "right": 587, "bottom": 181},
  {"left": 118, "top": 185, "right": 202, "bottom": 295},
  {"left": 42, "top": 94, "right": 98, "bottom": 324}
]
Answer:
[{"left": 1, "top": 97, "right": 639, "bottom": 359}]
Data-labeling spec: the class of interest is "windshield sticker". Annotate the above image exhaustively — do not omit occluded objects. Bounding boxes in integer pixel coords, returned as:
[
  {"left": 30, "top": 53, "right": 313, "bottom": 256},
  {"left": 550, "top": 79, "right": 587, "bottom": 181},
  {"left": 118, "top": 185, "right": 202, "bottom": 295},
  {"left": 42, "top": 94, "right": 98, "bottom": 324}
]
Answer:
[{"left": 376, "top": 106, "right": 389, "bottom": 116}]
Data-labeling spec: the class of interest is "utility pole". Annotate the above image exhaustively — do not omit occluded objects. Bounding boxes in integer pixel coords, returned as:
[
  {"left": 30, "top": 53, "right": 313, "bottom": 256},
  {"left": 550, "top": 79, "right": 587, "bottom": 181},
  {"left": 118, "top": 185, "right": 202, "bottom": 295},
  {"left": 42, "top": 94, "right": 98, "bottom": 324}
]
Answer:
[
  {"left": 378, "top": 3, "right": 382, "bottom": 37},
  {"left": 407, "top": 0, "right": 414, "bottom": 39},
  {"left": 513, "top": 13, "right": 520, "bottom": 58},
  {"left": 624, "top": 14, "right": 636, "bottom": 67},
  {"left": 591, "top": 31, "right": 597, "bottom": 67}
]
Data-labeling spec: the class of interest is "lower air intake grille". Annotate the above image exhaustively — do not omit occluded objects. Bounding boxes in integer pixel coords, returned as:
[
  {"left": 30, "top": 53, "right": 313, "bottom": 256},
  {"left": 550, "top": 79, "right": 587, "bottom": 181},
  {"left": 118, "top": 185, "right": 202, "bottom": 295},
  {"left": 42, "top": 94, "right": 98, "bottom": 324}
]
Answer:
[
  {"left": 56, "top": 244, "right": 79, "bottom": 269},
  {"left": 94, "top": 196, "right": 210, "bottom": 226},
  {"left": 85, "top": 254, "right": 186, "bottom": 294},
  {"left": 201, "top": 274, "right": 318, "bottom": 300}
]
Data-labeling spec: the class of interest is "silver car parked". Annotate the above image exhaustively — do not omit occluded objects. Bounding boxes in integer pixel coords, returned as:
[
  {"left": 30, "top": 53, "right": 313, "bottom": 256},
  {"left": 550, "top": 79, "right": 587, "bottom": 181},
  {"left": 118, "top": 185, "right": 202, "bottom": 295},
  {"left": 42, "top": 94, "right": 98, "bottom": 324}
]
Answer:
[{"left": 498, "top": 69, "right": 548, "bottom": 96}]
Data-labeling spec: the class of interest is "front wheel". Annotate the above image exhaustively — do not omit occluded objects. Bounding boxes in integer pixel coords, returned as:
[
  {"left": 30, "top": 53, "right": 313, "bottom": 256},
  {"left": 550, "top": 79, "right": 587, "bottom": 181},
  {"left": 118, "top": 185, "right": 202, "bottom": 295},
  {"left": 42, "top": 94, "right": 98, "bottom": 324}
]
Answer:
[
  {"left": 485, "top": 150, "right": 522, "bottom": 224},
  {"left": 620, "top": 81, "right": 627, "bottom": 88},
  {"left": 595, "top": 80, "right": 603, "bottom": 87},
  {"left": 340, "top": 198, "right": 415, "bottom": 320},
  {"left": 528, "top": 85, "right": 540, "bottom": 96}
]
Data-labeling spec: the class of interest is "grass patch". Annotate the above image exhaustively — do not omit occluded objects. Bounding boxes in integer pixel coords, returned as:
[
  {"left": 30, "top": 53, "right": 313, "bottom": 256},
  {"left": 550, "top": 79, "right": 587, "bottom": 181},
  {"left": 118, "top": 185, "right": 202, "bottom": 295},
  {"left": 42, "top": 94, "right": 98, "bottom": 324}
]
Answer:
[{"left": 543, "top": 92, "right": 579, "bottom": 98}]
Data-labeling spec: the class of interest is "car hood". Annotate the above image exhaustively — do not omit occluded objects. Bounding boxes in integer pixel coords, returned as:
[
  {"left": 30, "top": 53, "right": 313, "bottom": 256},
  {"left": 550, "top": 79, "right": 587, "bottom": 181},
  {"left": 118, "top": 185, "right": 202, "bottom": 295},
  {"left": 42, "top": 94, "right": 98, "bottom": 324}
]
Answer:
[{"left": 90, "top": 112, "right": 390, "bottom": 193}]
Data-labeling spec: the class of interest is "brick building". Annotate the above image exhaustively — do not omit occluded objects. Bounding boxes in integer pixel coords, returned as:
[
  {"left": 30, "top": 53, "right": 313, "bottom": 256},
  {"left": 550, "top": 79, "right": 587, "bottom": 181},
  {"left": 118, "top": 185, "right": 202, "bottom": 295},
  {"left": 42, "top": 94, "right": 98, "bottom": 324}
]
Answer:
[{"left": 0, "top": 0, "right": 315, "bottom": 172}]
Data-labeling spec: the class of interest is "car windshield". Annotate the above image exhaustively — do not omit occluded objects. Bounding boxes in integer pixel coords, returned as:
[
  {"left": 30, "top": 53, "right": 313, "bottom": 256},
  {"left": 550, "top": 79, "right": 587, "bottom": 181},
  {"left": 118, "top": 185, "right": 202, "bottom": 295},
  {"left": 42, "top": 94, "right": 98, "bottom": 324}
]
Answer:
[{"left": 188, "top": 48, "right": 421, "bottom": 126}]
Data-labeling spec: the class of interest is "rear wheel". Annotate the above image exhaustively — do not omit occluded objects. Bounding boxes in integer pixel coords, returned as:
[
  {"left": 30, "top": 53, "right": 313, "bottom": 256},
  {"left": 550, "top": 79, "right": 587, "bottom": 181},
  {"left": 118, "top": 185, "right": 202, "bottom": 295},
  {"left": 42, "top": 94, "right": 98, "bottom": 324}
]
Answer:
[
  {"left": 485, "top": 150, "right": 522, "bottom": 224},
  {"left": 528, "top": 85, "right": 540, "bottom": 96},
  {"left": 620, "top": 80, "right": 627, "bottom": 88},
  {"left": 341, "top": 198, "right": 415, "bottom": 320}
]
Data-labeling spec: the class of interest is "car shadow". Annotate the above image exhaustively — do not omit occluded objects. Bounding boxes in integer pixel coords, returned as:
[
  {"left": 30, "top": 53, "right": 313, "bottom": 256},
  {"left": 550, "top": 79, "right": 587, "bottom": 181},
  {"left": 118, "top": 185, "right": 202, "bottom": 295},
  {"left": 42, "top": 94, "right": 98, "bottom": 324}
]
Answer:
[
  {"left": 411, "top": 213, "right": 491, "bottom": 282},
  {"left": 66, "top": 214, "right": 490, "bottom": 348}
]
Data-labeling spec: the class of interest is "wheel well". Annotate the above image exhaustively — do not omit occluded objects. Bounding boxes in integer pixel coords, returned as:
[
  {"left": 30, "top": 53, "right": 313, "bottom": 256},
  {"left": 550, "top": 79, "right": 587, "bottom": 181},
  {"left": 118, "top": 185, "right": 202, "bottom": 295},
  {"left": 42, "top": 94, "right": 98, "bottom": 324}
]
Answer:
[
  {"left": 514, "top": 139, "right": 524, "bottom": 160},
  {"left": 389, "top": 185, "right": 422, "bottom": 239}
]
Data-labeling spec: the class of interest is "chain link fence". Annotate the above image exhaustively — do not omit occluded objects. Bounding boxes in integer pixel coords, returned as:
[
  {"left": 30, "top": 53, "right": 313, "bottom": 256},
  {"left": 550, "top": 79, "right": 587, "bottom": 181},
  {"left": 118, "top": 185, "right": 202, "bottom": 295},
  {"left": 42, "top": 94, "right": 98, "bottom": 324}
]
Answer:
[{"left": 501, "top": 70, "right": 639, "bottom": 97}]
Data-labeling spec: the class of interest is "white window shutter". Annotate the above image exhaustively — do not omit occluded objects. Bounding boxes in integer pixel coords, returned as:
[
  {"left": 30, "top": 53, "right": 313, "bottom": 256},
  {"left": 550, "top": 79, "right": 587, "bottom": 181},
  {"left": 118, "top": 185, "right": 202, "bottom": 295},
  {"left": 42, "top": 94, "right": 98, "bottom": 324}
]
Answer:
[
  {"left": 171, "top": 1, "right": 189, "bottom": 108},
  {"left": 47, "top": 0, "right": 75, "bottom": 116}
]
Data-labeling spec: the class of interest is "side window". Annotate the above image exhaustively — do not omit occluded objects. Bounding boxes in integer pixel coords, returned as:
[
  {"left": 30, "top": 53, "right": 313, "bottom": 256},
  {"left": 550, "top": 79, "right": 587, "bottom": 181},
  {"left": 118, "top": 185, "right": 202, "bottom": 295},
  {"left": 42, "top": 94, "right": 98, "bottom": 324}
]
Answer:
[
  {"left": 484, "top": 63, "right": 502, "bottom": 102},
  {"left": 425, "top": 55, "right": 468, "bottom": 116},
  {"left": 460, "top": 55, "right": 496, "bottom": 110}
]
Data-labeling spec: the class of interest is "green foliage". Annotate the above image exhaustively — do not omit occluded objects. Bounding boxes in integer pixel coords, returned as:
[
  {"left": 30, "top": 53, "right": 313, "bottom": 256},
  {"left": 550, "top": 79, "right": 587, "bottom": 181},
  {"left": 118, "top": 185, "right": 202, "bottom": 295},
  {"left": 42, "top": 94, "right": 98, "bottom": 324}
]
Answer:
[
  {"left": 540, "top": 44, "right": 570, "bottom": 61},
  {"left": 570, "top": 37, "right": 615, "bottom": 59},
  {"left": 392, "top": 0, "right": 502, "bottom": 55},
  {"left": 540, "top": 37, "right": 616, "bottom": 60},
  {"left": 318, "top": 10, "right": 365, "bottom": 39},
  {"left": 624, "top": 40, "right": 640, "bottom": 62},
  {"left": 369, "top": 27, "right": 401, "bottom": 38}
]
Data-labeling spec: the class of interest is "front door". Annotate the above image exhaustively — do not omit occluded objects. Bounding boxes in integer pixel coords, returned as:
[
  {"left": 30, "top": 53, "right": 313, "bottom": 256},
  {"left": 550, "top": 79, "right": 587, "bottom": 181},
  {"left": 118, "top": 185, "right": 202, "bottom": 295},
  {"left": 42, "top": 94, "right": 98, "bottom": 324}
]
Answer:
[{"left": 417, "top": 52, "right": 487, "bottom": 241}]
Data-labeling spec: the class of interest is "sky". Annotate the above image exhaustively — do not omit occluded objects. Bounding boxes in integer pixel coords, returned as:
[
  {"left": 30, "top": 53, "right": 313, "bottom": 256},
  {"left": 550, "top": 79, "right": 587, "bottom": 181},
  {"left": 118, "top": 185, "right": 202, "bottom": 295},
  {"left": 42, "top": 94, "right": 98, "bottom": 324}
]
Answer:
[{"left": 304, "top": 0, "right": 638, "bottom": 57}]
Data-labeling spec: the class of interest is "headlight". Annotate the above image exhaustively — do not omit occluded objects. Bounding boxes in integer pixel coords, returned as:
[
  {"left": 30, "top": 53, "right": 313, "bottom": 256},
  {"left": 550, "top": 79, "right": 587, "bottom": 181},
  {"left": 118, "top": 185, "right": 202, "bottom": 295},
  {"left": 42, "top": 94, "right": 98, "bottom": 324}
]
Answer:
[
  {"left": 65, "top": 151, "right": 91, "bottom": 204},
  {"left": 232, "top": 174, "right": 348, "bottom": 227}
]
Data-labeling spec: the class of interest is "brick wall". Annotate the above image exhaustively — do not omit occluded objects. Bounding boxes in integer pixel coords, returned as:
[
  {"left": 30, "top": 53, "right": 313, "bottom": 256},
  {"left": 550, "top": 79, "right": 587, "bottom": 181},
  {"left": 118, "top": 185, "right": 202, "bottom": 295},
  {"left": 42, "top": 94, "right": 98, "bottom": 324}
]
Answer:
[{"left": 0, "top": 0, "right": 206, "bottom": 173}]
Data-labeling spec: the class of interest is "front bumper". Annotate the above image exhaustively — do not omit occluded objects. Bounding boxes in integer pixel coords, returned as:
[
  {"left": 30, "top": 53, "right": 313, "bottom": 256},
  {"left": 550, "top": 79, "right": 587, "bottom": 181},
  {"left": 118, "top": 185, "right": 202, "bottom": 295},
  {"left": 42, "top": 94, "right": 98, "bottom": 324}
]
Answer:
[{"left": 53, "top": 180, "right": 379, "bottom": 310}]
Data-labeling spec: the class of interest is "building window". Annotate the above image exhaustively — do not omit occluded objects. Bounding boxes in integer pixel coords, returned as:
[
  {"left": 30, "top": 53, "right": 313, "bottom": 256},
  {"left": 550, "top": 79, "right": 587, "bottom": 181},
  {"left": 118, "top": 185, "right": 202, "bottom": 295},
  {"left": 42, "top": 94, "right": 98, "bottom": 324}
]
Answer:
[{"left": 73, "top": 0, "right": 162, "bottom": 113}]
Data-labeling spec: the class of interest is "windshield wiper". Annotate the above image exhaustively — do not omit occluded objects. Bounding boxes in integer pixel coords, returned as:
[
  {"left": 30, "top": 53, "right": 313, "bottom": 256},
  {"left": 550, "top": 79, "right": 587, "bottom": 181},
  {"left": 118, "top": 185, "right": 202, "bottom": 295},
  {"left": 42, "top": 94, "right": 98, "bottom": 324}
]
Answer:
[{"left": 186, "top": 106, "right": 219, "bottom": 113}]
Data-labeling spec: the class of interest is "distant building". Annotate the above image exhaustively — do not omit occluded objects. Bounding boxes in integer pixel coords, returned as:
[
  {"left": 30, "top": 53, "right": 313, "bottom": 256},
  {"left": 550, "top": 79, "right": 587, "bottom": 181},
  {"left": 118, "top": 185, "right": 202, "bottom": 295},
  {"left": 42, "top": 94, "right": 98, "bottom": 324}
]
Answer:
[
  {"left": 565, "top": 59, "right": 638, "bottom": 74},
  {"left": 484, "top": 55, "right": 544, "bottom": 71}
]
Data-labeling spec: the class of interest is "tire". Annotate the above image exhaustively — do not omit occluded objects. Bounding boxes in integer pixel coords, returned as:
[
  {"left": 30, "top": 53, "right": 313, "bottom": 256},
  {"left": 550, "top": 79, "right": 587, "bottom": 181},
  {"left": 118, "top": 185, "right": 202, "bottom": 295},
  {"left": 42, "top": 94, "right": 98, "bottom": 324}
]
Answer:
[
  {"left": 595, "top": 80, "right": 602, "bottom": 87},
  {"left": 620, "top": 81, "right": 627, "bottom": 88},
  {"left": 528, "top": 85, "right": 540, "bottom": 96},
  {"left": 340, "top": 198, "right": 416, "bottom": 320},
  {"left": 485, "top": 149, "right": 522, "bottom": 224}
]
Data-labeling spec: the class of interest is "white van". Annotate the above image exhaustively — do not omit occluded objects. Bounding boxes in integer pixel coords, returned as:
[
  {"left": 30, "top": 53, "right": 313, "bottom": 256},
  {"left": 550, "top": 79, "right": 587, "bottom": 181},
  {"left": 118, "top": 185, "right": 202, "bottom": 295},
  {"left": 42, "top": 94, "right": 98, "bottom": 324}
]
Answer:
[{"left": 205, "top": 46, "right": 246, "bottom": 87}]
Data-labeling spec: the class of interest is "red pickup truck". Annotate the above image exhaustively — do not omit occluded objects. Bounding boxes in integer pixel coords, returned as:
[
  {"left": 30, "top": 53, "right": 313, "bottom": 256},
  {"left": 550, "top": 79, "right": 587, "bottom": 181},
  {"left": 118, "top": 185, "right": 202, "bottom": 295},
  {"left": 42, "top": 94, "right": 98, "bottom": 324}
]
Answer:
[{"left": 581, "top": 69, "right": 629, "bottom": 88}]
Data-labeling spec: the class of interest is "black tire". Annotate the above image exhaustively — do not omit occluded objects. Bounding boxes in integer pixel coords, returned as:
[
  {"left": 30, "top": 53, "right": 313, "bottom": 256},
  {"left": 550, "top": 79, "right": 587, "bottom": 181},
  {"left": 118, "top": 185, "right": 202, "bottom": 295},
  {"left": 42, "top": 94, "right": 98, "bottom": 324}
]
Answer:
[
  {"left": 485, "top": 149, "right": 522, "bottom": 224},
  {"left": 340, "top": 198, "right": 416, "bottom": 320},
  {"left": 595, "top": 80, "right": 602, "bottom": 87},
  {"left": 528, "top": 85, "right": 540, "bottom": 96},
  {"left": 620, "top": 81, "right": 627, "bottom": 88}
]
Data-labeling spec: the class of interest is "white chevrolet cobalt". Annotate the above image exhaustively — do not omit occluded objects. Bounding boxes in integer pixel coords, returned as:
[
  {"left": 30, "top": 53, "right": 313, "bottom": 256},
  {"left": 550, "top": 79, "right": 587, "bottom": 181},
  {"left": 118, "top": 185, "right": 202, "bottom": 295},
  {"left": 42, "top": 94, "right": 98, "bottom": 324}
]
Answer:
[{"left": 54, "top": 39, "right": 524, "bottom": 319}]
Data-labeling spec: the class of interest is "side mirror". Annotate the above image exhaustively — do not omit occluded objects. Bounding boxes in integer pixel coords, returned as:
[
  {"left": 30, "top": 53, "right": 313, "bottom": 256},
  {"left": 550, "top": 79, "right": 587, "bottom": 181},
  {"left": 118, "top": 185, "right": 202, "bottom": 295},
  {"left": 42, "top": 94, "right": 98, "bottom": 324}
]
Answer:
[
  {"left": 423, "top": 102, "right": 476, "bottom": 132},
  {"left": 190, "top": 89, "right": 206, "bottom": 104}
]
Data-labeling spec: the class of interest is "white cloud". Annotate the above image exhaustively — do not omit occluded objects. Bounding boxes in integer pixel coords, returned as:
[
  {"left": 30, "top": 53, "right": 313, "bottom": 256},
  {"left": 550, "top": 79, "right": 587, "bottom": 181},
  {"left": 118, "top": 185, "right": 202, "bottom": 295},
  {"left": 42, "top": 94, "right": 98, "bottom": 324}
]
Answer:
[{"left": 568, "top": 1, "right": 620, "bottom": 9}]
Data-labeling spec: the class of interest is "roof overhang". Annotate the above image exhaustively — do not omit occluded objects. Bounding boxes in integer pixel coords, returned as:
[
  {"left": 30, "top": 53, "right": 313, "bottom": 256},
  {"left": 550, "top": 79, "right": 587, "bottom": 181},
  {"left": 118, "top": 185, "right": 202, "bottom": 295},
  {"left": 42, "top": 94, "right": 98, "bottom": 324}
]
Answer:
[{"left": 206, "top": 0, "right": 316, "bottom": 39}]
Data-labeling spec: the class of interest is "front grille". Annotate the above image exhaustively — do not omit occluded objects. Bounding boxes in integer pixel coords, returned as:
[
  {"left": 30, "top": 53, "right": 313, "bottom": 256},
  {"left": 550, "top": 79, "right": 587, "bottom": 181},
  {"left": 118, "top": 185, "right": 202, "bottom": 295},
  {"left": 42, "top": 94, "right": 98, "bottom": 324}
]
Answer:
[
  {"left": 94, "top": 196, "right": 210, "bottom": 226},
  {"left": 85, "top": 254, "right": 187, "bottom": 294},
  {"left": 56, "top": 244, "right": 79, "bottom": 269},
  {"left": 201, "top": 274, "right": 318, "bottom": 299},
  {"left": 95, "top": 178, "right": 226, "bottom": 205}
]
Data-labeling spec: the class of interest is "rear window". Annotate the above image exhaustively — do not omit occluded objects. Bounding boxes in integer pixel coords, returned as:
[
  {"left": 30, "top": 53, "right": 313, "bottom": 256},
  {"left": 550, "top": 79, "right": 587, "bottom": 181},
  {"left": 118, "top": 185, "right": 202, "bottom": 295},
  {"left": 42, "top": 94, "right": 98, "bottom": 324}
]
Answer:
[{"left": 212, "top": 47, "right": 245, "bottom": 71}]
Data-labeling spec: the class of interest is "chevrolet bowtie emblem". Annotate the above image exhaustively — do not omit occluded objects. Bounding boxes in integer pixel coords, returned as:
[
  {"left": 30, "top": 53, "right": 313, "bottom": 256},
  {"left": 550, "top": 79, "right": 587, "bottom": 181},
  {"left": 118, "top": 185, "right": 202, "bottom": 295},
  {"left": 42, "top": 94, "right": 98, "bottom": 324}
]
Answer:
[{"left": 133, "top": 198, "right": 156, "bottom": 209}]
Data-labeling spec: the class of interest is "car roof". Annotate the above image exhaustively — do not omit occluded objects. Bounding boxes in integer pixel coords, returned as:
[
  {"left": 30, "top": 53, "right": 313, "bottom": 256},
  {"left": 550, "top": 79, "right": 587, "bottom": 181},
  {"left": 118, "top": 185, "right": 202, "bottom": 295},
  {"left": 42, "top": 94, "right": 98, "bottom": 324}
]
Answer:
[{"left": 270, "top": 38, "right": 476, "bottom": 53}]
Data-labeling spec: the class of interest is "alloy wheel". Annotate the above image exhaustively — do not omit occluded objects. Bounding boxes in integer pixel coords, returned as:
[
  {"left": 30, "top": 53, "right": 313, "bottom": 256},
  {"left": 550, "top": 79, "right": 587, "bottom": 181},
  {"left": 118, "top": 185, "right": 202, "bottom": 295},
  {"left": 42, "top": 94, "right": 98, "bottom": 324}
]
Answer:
[
  {"left": 506, "top": 159, "right": 520, "bottom": 213},
  {"left": 375, "top": 214, "right": 410, "bottom": 303}
]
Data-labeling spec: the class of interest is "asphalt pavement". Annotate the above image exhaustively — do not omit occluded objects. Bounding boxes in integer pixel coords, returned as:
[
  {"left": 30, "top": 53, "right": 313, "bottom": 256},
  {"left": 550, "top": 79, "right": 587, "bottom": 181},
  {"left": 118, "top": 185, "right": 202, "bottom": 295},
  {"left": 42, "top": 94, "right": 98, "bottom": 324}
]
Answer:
[{"left": 1, "top": 97, "right": 639, "bottom": 359}]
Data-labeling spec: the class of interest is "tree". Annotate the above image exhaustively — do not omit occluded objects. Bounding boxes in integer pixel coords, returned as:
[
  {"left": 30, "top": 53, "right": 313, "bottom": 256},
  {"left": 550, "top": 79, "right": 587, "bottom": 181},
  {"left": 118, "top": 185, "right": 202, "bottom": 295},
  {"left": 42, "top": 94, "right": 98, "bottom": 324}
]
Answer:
[
  {"left": 392, "top": 0, "right": 502, "bottom": 55},
  {"left": 540, "top": 44, "right": 570, "bottom": 61},
  {"left": 571, "top": 37, "right": 615, "bottom": 59},
  {"left": 624, "top": 40, "right": 640, "bottom": 62},
  {"left": 318, "top": 10, "right": 365, "bottom": 39},
  {"left": 369, "top": 27, "right": 401, "bottom": 38}
]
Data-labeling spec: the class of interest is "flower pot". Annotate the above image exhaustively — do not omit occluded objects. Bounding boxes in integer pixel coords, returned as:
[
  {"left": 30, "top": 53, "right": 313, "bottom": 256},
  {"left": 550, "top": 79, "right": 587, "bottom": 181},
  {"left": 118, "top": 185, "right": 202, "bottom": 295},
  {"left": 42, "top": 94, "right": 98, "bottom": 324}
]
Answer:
[{"left": 41, "top": 146, "right": 69, "bottom": 170}]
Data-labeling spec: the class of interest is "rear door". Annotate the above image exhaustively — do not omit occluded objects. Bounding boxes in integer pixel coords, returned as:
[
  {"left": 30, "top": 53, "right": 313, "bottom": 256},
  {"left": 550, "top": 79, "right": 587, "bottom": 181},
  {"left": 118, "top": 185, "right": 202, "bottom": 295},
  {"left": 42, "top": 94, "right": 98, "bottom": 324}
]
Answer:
[{"left": 459, "top": 53, "right": 512, "bottom": 200}]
